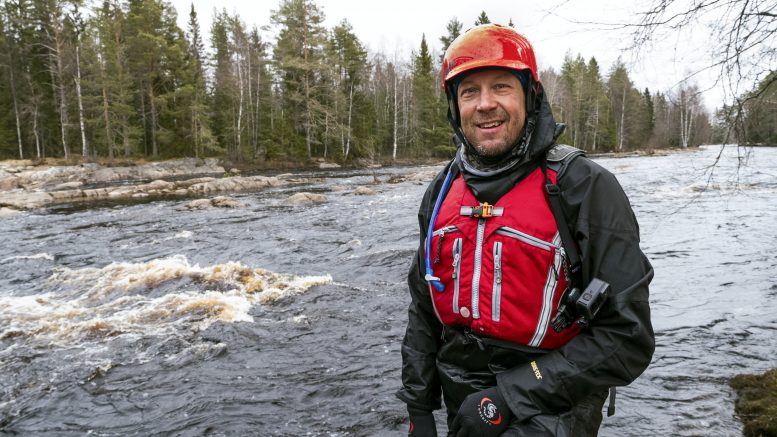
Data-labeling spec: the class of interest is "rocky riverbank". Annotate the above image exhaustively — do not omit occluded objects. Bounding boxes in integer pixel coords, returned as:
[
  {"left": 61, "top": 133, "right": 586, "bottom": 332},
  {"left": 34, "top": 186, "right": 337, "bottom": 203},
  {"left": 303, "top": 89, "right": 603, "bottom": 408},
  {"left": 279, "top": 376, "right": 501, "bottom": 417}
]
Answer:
[
  {"left": 0, "top": 158, "right": 440, "bottom": 211},
  {"left": 0, "top": 158, "right": 286, "bottom": 210}
]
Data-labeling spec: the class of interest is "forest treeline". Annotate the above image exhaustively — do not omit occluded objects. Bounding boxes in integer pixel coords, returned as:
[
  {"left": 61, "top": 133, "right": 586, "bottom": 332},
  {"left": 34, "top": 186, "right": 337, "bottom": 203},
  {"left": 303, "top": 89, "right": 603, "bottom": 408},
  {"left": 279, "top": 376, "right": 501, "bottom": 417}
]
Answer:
[{"left": 1, "top": 0, "right": 775, "bottom": 164}]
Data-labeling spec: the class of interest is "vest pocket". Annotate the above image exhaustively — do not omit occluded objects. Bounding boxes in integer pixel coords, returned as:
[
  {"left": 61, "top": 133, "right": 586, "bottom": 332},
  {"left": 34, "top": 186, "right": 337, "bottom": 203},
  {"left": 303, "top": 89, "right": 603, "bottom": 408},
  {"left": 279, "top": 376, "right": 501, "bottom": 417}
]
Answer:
[
  {"left": 492, "top": 241, "right": 503, "bottom": 322},
  {"left": 495, "top": 226, "right": 560, "bottom": 252},
  {"left": 483, "top": 227, "right": 564, "bottom": 346}
]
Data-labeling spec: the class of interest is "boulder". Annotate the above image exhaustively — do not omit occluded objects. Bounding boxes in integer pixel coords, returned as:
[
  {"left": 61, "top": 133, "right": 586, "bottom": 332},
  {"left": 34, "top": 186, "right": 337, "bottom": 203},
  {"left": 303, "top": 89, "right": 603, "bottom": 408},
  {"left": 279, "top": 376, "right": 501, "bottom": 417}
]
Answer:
[
  {"left": 0, "top": 176, "right": 20, "bottom": 191},
  {"left": 353, "top": 186, "right": 376, "bottom": 196},
  {"left": 52, "top": 181, "right": 84, "bottom": 191},
  {"left": 0, "top": 207, "right": 21, "bottom": 217},
  {"left": 188, "top": 176, "right": 281, "bottom": 194},
  {"left": 143, "top": 180, "right": 175, "bottom": 191},
  {"left": 0, "top": 190, "right": 53, "bottom": 209},
  {"left": 181, "top": 196, "right": 243, "bottom": 210},
  {"left": 285, "top": 192, "right": 327, "bottom": 205}
]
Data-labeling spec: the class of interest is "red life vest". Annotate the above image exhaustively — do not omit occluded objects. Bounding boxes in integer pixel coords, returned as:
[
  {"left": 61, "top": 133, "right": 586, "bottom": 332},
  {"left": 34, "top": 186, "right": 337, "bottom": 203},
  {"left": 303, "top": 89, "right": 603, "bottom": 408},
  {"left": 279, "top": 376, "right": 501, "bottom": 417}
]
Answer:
[{"left": 427, "top": 167, "right": 580, "bottom": 349}]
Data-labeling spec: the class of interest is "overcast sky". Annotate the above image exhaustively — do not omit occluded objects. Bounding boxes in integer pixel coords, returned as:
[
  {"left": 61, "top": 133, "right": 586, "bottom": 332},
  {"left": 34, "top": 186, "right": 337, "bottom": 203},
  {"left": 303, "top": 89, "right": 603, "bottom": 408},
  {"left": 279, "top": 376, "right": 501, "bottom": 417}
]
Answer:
[{"left": 170, "top": 0, "right": 728, "bottom": 110}]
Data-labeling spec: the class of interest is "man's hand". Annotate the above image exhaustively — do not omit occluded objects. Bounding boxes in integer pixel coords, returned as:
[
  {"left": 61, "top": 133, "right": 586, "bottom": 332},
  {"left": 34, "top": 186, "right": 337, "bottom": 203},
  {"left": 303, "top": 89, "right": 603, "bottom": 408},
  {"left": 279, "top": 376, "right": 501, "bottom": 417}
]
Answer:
[
  {"left": 407, "top": 407, "right": 437, "bottom": 436},
  {"left": 450, "top": 387, "right": 512, "bottom": 437}
]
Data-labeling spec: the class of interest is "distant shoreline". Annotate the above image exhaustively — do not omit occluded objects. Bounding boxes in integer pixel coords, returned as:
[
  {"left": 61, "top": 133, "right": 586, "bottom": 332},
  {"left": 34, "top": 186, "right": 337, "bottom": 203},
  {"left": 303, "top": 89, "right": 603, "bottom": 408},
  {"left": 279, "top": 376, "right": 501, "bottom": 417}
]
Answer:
[{"left": 0, "top": 146, "right": 697, "bottom": 212}]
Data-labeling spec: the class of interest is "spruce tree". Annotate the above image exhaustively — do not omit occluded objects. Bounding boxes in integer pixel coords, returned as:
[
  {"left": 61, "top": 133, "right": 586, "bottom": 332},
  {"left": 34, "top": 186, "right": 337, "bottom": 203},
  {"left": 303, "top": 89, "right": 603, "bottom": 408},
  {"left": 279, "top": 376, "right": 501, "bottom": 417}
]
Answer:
[
  {"left": 271, "top": 0, "right": 328, "bottom": 159},
  {"left": 474, "top": 11, "right": 490, "bottom": 25},
  {"left": 439, "top": 17, "right": 462, "bottom": 62}
]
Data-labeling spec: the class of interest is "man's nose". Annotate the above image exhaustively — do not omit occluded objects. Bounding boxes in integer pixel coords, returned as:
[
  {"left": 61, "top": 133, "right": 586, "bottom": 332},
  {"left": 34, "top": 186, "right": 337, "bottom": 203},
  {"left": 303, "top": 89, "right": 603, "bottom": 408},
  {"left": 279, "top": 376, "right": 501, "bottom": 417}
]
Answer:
[{"left": 476, "top": 89, "right": 498, "bottom": 111}]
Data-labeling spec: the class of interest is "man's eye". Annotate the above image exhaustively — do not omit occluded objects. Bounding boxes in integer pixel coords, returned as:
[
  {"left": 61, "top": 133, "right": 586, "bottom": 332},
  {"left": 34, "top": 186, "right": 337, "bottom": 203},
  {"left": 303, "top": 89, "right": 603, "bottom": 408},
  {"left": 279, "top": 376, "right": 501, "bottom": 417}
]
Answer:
[{"left": 460, "top": 88, "right": 477, "bottom": 97}]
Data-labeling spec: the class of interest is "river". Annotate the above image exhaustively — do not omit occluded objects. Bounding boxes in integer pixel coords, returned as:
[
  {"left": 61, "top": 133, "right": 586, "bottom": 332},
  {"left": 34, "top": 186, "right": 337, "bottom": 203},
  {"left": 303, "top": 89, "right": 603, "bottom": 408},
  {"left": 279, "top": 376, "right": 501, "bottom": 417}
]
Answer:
[{"left": 1, "top": 145, "right": 775, "bottom": 436}]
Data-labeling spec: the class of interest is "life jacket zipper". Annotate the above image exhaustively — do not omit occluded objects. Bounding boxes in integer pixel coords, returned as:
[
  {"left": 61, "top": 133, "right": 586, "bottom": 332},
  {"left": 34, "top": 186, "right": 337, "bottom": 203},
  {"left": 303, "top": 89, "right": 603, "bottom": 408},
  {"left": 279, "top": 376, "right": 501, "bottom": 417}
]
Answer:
[
  {"left": 432, "top": 226, "right": 460, "bottom": 265},
  {"left": 471, "top": 218, "right": 486, "bottom": 319},
  {"left": 492, "top": 241, "right": 502, "bottom": 322},
  {"left": 452, "top": 237, "right": 462, "bottom": 314}
]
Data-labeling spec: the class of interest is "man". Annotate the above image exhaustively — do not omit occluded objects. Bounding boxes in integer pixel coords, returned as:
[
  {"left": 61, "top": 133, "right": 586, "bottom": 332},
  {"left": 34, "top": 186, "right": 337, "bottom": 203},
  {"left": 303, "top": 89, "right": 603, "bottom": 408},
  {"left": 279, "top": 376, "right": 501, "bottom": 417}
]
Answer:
[{"left": 397, "top": 24, "right": 655, "bottom": 436}]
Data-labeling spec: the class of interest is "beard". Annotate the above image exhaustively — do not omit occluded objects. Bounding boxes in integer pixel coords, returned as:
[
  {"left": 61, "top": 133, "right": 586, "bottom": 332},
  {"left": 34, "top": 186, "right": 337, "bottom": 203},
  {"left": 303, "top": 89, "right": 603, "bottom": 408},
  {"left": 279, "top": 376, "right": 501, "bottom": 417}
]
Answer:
[{"left": 462, "top": 109, "right": 523, "bottom": 159}]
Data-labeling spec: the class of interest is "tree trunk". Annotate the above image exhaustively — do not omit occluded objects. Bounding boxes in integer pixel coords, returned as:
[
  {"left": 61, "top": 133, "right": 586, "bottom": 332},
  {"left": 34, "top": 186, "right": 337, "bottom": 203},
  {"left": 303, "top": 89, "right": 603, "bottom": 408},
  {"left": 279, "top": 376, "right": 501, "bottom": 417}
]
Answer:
[
  {"left": 148, "top": 83, "right": 158, "bottom": 156},
  {"left": 33, "top": 104, "right": 41, "bottom": 159},
  {"left": 246, "top": 49, "right": 254, "bottom": 157},
  {"left": 9, "top": 68, "right": 24, "bottom": 159},
  {"left": 618, "top": 83, "right": 627, "bottom": 151},
  {"left": 592, "top": 101, "right": 599, "bottom": 152},
  {"left": 345, "top": 80, "right": 354, "bottom": 159},
  {"left": 393, "top": 69, "right": 398, "bottom": 160},
  {"left": 101, "top": 82, "right": 114, "bottom": 160},
  {"left": 75, "top": 41, "right": 89, "bottom": 160},
  {"left": 50, "top": 9, "right": 70, "bottom": 160},
  {"left": 254, "top": 63, "right": 262, "bottom": 159},
  {"left": 236, "top": 52, "right": 244, "bottom": 162},
  {"left": 139, "top": 84, "right": 148, "bottom": 155}
]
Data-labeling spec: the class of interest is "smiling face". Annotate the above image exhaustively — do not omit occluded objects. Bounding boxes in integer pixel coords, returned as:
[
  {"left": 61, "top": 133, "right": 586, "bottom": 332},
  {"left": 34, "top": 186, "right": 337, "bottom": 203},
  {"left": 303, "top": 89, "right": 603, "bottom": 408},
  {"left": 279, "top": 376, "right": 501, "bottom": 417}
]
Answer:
[{"left": 457, "top": 69, "right": 526, "bottom": 158}]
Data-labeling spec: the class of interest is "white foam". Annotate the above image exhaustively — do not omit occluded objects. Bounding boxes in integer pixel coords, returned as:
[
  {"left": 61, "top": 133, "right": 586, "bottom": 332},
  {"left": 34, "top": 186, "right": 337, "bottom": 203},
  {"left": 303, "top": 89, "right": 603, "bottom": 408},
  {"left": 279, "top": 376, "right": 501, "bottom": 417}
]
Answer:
[
  {"left": 175, "top": 230, "right": 193, "bottom": 239},
  {"left": 0, "top": 253, "right": 55, "bottom": 263},
  {"left": 1, "top": 255, "right": 331, "bottom": 346}
]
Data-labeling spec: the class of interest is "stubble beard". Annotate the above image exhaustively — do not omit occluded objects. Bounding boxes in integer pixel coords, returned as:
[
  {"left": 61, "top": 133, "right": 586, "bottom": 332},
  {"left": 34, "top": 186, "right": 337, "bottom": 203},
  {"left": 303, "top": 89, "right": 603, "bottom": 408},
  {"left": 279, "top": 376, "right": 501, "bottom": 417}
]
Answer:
[{"left": 464, "top": 110, "right": 522, "bottom": 159}]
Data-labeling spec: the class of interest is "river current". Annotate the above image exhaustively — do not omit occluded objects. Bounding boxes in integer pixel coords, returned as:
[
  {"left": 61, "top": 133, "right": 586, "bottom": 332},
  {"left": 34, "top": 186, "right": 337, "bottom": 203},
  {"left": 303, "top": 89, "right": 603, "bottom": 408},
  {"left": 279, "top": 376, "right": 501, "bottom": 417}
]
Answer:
[{"left": 1, "top": 145, "right": 775, "bottom": 436}]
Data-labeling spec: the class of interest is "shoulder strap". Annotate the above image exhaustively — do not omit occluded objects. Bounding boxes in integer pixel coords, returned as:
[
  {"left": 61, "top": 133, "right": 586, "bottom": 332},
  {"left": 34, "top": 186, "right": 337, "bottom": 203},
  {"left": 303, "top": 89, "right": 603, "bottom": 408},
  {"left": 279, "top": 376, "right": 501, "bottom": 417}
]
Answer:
[
  {"left": 546, "top": 144, "right": 584, "bottom": 177},
  {"left": 540, "top": 146, "right": 584, "bottom": 286}
]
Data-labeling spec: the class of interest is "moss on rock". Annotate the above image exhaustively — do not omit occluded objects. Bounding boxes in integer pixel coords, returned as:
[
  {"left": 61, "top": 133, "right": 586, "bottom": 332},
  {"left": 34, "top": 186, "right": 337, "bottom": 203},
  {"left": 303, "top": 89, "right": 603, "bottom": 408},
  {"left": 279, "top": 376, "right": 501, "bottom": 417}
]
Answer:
[{"left": 731, "top": 368, "right": 777, "bottom": 437}]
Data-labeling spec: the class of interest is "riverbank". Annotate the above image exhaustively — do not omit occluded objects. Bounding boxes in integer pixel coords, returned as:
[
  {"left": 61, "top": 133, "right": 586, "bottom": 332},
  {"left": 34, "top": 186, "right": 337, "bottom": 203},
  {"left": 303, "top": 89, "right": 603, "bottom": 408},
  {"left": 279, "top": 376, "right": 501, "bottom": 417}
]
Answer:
[
  {"left": 0, "top": 147, "right": 693, "bottom": 210},
  {"left": 0, "top": 156, "right": 442, "bottom": 211}
]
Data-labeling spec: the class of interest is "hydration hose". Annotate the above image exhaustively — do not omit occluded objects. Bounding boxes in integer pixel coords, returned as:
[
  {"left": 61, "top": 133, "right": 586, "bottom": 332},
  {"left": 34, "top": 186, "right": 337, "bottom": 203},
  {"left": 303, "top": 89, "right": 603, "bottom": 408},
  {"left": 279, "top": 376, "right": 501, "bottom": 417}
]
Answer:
[{"left": 424, "top": 166, "right": 456, "bottom": 292}]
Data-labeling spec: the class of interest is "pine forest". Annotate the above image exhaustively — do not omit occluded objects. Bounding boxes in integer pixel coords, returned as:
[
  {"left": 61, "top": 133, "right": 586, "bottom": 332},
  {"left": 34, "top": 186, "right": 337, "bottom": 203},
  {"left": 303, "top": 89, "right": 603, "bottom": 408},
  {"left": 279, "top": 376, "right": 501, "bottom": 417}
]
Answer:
[{"left": 1, "top": 0, "right": 775, "bottom": 164}]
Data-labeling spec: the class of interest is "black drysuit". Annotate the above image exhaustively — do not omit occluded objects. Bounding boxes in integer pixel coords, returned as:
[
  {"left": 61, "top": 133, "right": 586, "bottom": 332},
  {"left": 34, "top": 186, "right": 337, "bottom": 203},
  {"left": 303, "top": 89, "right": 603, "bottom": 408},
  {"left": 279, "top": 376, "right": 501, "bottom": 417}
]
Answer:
[{"left": 397, "top": 93, "right": 655, "bottom": 436}]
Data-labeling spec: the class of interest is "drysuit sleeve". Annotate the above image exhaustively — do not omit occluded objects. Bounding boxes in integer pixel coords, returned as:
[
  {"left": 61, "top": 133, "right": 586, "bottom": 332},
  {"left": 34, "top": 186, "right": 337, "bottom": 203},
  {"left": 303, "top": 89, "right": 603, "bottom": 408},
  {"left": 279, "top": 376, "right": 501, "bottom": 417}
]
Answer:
[
  {"left": 396, "top": 172, "right": 447, "bottom": 412},
  {"left": 495, "top": 157, "right": 655, "bottom": 421}
]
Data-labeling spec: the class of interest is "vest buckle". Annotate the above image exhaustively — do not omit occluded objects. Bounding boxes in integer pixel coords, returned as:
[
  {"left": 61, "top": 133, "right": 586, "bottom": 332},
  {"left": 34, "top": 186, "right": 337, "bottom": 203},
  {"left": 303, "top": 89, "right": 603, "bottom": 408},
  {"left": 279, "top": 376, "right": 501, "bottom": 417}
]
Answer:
[{"left": 460, "top": 202, "right": 502, "bottom": 218}]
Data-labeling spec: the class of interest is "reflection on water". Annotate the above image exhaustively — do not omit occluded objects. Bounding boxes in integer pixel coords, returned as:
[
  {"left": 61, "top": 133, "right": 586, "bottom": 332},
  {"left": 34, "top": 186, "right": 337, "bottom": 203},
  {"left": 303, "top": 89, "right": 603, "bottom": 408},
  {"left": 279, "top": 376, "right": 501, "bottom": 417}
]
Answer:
[{"left": 1, "top": 146, "right": 776, "bottom": 435}]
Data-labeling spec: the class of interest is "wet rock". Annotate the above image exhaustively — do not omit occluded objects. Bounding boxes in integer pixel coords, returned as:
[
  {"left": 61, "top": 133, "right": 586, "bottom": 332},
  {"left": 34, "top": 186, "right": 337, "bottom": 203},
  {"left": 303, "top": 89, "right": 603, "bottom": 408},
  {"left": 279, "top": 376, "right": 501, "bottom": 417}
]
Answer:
[
  {"left": 0, "top": 207, "right": 21, "bottom": 217},
  {"left": 355, "top": 159, "right": 381, "bottom": 168},
  {"left": 0, "top": 190, "right": 53, "bottom": 209},
  {"left": 51, "top": 181, "right": 83, "bottom": 191},
  {"left": 353, "top": 186, "right": 377, "bottom": 196},
  {"left": 181, "top": 196, "right": 243, "bottom": 211},
  {"left": 49, "top": 189, "right": 85, "bottom": 201},
  {"left": 188, "top": 176, "right": 281, "bottom": 194},
  {"left": 143, "top": 180, "right": 175, "bottom": 191},
  {"left": 0, "top": 175, "right": 20, "bottom": 191},
  {"left": 285, "top": 192, "right": 328, "bottom": 205},
  {"left": 107, "top": 187, "right": 136, "bottom": 198},
  {"left": 0, "top": 160, "right": 281, "bottom": 209},
  {"left": 173, "top": 177, "right": 217, "bottom": 189},
  {"left": 387, "top": 169, "right": 440, "bottom": 184}
]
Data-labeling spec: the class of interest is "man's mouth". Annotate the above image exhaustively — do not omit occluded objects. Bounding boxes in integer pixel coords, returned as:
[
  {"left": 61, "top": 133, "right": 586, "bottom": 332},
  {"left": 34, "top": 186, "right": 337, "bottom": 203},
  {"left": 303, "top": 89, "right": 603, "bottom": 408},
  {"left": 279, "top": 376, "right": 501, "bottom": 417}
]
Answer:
[{"left": 477, "top": 120, "right": 503, "bottom": 129}]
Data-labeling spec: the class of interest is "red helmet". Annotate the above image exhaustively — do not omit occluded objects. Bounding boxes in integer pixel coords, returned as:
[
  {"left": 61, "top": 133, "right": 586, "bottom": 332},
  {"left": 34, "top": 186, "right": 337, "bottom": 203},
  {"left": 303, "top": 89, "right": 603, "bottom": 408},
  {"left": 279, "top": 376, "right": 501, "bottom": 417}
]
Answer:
[{"left": 441, "top": 24, "right": 539, "bottom": 94}]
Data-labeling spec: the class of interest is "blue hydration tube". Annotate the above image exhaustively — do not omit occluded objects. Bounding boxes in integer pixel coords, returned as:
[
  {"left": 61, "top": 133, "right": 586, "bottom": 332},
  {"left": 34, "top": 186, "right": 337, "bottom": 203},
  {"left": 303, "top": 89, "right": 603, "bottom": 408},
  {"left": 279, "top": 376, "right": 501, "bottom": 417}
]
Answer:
[{"left": 424, "top": 166, "right": 456, "bottom": 292}]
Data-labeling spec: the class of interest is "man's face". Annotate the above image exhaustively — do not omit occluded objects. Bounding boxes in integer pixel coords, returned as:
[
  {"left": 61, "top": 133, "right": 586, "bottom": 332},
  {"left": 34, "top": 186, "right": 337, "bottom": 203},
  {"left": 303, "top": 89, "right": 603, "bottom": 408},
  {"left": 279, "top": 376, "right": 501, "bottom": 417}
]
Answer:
[{"left": 457, "top": 69, "right": 526, "bottom": 158}]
